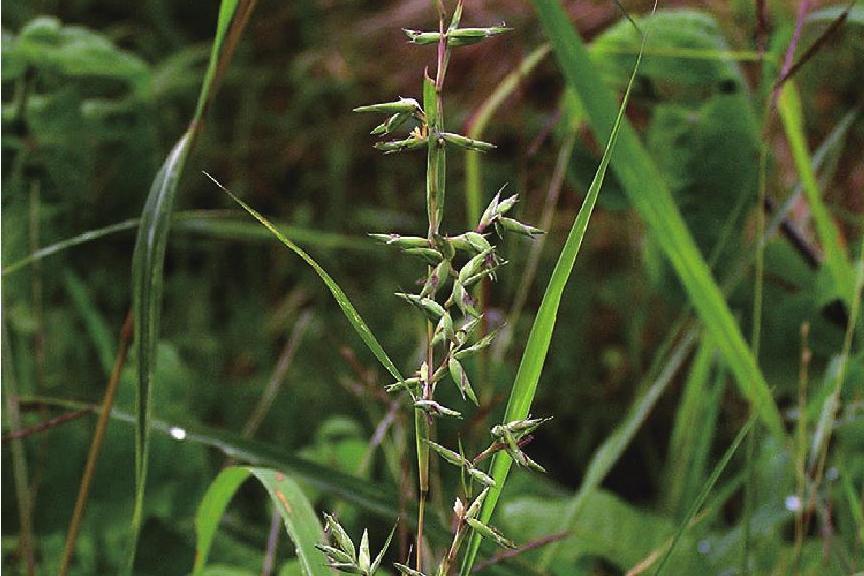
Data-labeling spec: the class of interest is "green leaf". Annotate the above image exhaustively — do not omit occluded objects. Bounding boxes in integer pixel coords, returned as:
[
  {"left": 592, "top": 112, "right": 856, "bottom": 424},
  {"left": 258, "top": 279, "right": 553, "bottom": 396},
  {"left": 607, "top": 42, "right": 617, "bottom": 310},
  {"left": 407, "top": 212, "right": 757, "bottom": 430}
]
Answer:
[
  {"left": 1, "top": 211, "right": 371, "bottom": 276},
  {"left": 191, "top": 466, "right": 331, "bottom": 576},
  {"left": 499, "top": 491, "right": 690, "bottom": 572},
  {"left": 127, "top": 131, "right": 192, "bottom": 574},
  {"left": 653, "top": 415, "right": 757, "bottom": 575},
  {"left": 460, "top": 6, "right": 651, "bottom": 573},
  {"left": 777, "top": 82, "right": 854, "bottom": 305},
  {"left": 205, "top": 173, "right": 404, "bottom": 386},
  {"left": 369, "top": 523, "right": 396, "bottom": 574},
  {"left": 10, "top": 16, "right": 149, "bottom": 90},
  {"left": 529, "top": 0, "right": 783, "bottom": 437},
  {"left": 125, "top": 1, "right": 253, "bottom": 573},
  {"left": 192, "top": 467, "right": 250, "bottom": 576}
]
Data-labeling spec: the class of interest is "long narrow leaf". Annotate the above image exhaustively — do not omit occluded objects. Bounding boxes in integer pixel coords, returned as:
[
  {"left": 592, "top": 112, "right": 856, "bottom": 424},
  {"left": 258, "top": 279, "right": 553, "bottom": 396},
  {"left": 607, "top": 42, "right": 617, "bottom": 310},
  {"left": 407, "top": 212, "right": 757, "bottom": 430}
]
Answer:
[
  {"left": 459, "top": 10, "right": 650, "bottom": 574},
  {"left": 777, "top": 82, "right": 854, "bottom": 304},
  {"left": 192, "top": 466, "right": 331, "bottom": 576},
  {"left": 20, "top": 394, "right": 532, "bottom": 576},
  {"left": 127, "top": 132, "right": 192, "bottom": 573},
  {"left": 17, "top": 395, "right": 461, "bottom": 544},
  {"left": 204, "top": 172, "right": 404, "bottom": 384},
  {"left": 1, "top": 212, "right": 370, "bottom": 276},
  {"left": 652, "top": 415, "right": 757, "bottom": 575},
  {"left": 125, "top": 0, "right": 253, "bottom": 572},
  {"left": 530, "top": 0, "right": 783, "bottom": 437}
]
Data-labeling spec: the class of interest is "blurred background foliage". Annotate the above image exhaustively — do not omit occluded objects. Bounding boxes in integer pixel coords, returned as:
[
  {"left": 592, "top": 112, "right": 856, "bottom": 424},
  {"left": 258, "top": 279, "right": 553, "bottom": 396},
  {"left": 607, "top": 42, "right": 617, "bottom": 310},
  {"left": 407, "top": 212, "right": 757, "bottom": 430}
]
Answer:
[{"left": 2, "top": 0, "right": 863, "bottom": 575}]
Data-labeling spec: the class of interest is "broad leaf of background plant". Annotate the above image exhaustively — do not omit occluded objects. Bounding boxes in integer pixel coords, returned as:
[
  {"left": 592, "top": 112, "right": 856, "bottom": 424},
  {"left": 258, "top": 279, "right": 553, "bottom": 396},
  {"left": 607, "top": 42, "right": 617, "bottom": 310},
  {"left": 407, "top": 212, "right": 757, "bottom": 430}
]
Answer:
[
  {"left": 126, "top": 0, "right": 255, "bottom": 573},
  {"left": 459, "top": 9, "right": 649, "bottom": 574},
  {"left": 192, "top": 466, "right": 331, "bottom": 576},
  {"left": 6, "top": 16, "right": 149, "bottom": 89},
  {"left": 530, "top": 0, "right": 783, "bottom": 437},
  {"left": 590, "top": 10, "right": 762, "bottom": 271}
]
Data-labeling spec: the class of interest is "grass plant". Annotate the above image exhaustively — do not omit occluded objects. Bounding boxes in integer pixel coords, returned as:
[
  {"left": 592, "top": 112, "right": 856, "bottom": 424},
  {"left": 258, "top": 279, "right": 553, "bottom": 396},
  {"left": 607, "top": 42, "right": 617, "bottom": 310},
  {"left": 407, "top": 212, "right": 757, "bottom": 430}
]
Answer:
[{"left": 2, "top": 1, "right": 862, "bottom": 575}]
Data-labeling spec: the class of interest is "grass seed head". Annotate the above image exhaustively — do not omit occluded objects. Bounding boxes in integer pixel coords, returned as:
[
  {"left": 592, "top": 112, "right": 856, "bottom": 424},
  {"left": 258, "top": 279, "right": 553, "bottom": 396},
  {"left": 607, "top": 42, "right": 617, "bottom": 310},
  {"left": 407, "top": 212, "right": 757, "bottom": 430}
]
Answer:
[
  {"left": 465, "top": 518, "right": 516, "bottom": 549},
  {"left": 439, "top": 131, "right": 496, "bottom": 152},
  {"left": 353, "top": 97, "right": 421, "bottom": 115}
]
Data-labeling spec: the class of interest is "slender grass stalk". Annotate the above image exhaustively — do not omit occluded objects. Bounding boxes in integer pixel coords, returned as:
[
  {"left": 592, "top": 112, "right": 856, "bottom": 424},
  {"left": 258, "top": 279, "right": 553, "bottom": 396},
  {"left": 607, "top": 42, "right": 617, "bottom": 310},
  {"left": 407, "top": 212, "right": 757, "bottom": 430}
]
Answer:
[
  {"left": 1, "top": 410, "right": 90, "bottom": 443},
  {"left": 262, "top": 509, "right": 281, "bottom": 576},
  {"left": 2, "top": 321, "right": 36, "bottom": 576},
  {"left": 59, "top": 312, "right": 134, "bottom": 576},
  {"left": 242, "top": 310, "right": 313, "bottom": 438},
  {"left": 792, "top": 322, "right": 811, "bottom": 570},
  {"left": 653, "top": 414, "right": 758, "bottom": 575},
  {"left": 464, "top": 44, "right": 551, "bottom": 226}
]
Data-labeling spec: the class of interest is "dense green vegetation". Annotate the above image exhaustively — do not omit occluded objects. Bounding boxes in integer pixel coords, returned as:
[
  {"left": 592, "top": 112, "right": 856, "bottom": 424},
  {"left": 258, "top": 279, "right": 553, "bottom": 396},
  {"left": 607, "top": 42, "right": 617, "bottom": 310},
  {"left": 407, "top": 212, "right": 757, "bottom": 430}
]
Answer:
[{"left": 2, "top": 1, "right": 862, "bottom": 575}]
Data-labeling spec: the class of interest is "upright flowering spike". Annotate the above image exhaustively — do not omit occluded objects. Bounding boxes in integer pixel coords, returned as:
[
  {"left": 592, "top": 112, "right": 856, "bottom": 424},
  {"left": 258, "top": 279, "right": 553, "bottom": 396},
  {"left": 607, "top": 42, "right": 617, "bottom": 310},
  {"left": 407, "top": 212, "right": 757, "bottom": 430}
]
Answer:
[{"left": 325, "top": 5, "right": 543, "bottom": 575}]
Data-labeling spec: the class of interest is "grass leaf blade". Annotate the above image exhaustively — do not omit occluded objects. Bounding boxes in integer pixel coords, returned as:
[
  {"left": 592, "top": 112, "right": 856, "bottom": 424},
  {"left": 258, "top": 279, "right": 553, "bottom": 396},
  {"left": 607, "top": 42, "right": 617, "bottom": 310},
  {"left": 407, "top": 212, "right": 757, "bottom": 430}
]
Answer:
[
  {"left": 205, "top": 172, "right": 404, "bottom": 384},
  {"left": 777, "top": 82, "right": 854, "bottom": 304},
  {"left": 529, "top": 0, "right": 784, "bottom": 437},
  {"left": 192, "top": 467, "right": 331, "bottom": 576},
  {"left": 249, "top": 468, "right": 332, "bottom": 576},
  {"left": 126, "top": 132, "right": 192, "bottom": 574},
  {"left": 192, "top": 467, "right": 251, "bottom": 576},
  {"left": 459, "top": 9, "right": 649, "bottom": 574},
  {"left": 125, "top": 1, "right": 254, "bottom": 572},
  {"left": 652, "top": 415, "right": 757, "bottom": 575}
]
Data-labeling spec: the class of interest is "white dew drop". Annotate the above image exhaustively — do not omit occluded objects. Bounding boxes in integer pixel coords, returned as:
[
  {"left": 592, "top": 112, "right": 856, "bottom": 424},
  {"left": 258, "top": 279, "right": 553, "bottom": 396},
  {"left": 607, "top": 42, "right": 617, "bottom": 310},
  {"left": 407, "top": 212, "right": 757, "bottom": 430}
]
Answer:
[{"left": 169, "top": 426, "right": 187, "bottom": 441}]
